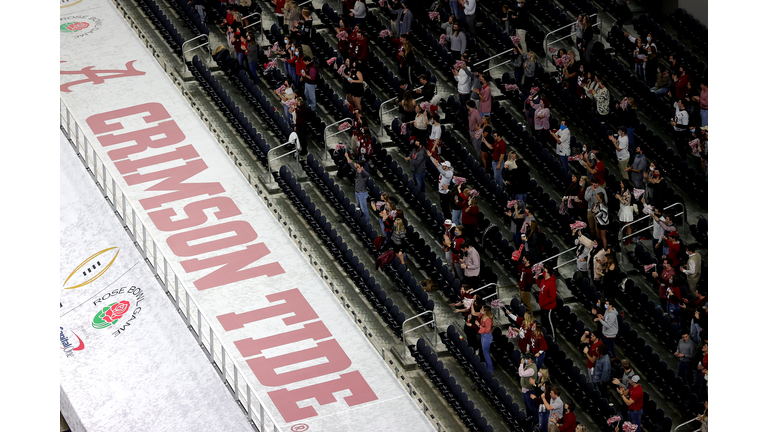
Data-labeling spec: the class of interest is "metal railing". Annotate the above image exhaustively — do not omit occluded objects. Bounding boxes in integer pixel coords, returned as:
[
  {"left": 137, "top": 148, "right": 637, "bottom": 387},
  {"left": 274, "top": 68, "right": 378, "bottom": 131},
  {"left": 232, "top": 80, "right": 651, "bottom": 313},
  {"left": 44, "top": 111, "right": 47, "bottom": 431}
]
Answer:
[
  {"left": 243, "top": 11, "right": 262, "bottom": 35},
  {"left": 673, "top": 417, "right": 703, "bottom": 432},
  {"left": 402, "top": 311, "right": 437, "bottom": 359},
  {"left": 182, "top": 34, "right": 212, "bottom": 63},
  {"left": 60, "top": 98, "right": 282, "bottom": 432},
  {"left": 543, "top": 14, "right": 602, "bottom": 62},
  {"left": 484, "top": 59, "right": 513, "bottom": 74},
  {"left": 618, "top": 202, "right": 686, "bottom": 253},
  {"left": 378, "top": 85, "right": 424, "bottom": 125},
  {"left": 323, "top": 117, "right": 353, "bottom": 161},
  {"left": 533, "top": 246, "right": 578, "bottom": 270},
  {"left": 475, "top": 47, "right": 518, "bottom": 67}
]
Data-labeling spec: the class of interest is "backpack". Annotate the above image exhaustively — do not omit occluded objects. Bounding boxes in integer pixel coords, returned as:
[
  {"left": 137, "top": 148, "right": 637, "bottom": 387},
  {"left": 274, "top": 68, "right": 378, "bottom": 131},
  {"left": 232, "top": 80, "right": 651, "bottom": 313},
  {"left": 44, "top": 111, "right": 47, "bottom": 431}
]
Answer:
[{"left": 376, "top": 250, "right": 396, "bottom": 270}]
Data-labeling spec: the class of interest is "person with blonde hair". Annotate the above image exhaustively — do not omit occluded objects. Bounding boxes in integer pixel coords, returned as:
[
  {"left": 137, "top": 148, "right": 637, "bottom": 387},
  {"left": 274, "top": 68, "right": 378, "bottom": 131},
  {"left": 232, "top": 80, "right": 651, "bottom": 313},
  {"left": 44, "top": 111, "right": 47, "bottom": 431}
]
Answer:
[
  {"left": 523, "top": 50, "right": 538, "bottom": 88},
  {"left": 390, "top": 218, "right": 408, "bottom": 266},
  {"left": 474, "top": 304, "right": 495, "bottom": 372}
]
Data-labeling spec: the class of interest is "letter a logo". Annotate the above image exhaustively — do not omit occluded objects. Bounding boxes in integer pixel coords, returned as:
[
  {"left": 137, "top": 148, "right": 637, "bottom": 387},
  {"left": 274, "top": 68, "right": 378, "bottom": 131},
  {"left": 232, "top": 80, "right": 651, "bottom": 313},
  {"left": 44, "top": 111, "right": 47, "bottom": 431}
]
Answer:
[{"left": 60, "top": 60, "right": 146, "bottom": 93}]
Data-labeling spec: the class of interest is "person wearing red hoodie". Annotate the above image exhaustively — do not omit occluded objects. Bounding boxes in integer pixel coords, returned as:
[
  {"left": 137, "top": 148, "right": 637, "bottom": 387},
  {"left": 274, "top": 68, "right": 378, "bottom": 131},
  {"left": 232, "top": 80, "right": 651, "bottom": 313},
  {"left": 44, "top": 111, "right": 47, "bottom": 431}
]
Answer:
[
  {"left": 348, "top": 26, "right": 369, "bottom": 67},
  {"left": 272, "top": 0, "right": 286, "bottom": 29},
  {"left": 517, "top": 255, "right": 535, "bottom": 312},
  {"left": 662, "top": 231, "right": 681, "bottom": 267},
  {"left": 536, "top": 265, "right": 558, "bottom": 342}
]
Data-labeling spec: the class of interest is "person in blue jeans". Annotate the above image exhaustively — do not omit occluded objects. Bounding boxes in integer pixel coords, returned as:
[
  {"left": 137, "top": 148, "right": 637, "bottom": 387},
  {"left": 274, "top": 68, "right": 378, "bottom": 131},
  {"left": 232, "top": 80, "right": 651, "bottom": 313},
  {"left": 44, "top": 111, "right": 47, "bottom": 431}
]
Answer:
[
  {"left": 345, "top": 152, "right": 370, "bottom": 223},
  {"left": 551, "top": 120, "right": 571, "bottom": 175},
  {"left": 618, "top": 375, "right": 644, "bottom": 432},
  {"left": 475, "top": 305, "right": 494, "bottom": 372},
  {"left": 405, "top": 140, "right": 427, "bottom": 198}
]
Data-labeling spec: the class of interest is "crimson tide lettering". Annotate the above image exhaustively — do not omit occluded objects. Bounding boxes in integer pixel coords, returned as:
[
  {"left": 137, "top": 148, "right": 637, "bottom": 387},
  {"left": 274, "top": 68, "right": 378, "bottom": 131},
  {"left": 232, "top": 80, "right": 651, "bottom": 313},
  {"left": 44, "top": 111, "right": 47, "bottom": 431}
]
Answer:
[
  {"left": 269, "top": 372, "right": 378, "bottom": 422},
  {"left": 114, "top": 144, "right": 199, "bottom": 175},
  {"left": 86, "top": 103, "right": 186, "bottom": 161},
  {"left": 167, "top": 221, "right": 257, "bottom": 257},
  {"left": 218, "top": 288, "right": 377, "bottom": 422},
  {"left": 148, "top": 197, "right": 242, "bottom": 232},
  {"left": 122, "top": 159, "right": 225, "bottom": 210},
  {"left": 234, "top": 321, "right": 331, "bottom": 358},
  {"left": 181, "top": 243, "right": 286, "bottom": 290},
  {"left": 217, "top": 288, "right": 317, "bottom": 331},
  {"left": 247, "top": 339, "right": 352, "bottom": 387}
]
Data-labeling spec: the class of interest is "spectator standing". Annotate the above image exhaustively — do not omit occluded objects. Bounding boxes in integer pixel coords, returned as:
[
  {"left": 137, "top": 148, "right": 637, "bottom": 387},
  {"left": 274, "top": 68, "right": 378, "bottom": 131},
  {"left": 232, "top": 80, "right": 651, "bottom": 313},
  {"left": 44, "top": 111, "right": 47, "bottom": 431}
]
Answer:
[
  {"left": 581, "top": 330, "right": 603, "bottom": 377},
  {"left": 395, "top": 1, "right": 413, "bottom": 36},
  {"left": 530, "top": 324, "right": 548, "bottom": 369},
  {"left": 467, "top": 100, "right": 484, "bottom": 158},
  {"left": 344, "top": 151, "right": 370, "bottom": 223},
  {"left": 463, "top": 0, "right": 477, "bottom": 36},
  {"left": 272, "top": 0, "right": 286, "bottom": 29},
  {"left": 390, "top": 218, "right": 408, "bottom": 266},
  {"left": 453, "top": 61, "right": 472, "bottom": 111},
  {"left": 448, "top": 24, "right": 467, "bottom": 60},
  {"left": 474, "top": 304, "right": 495, "bottom": 372},
  {"left": 246, "top": 32, "right": 260, "bottom": 80},
  {"left": 451, "top": 225, "right": 467, "bottom": 280},
  {"left": 573, "top": 231, "right": 593, "bottom": 281},
  {"left": 594, "top": 298, "right": 618, "bottom": 358},
  {"left": 284, "top": 0, "right": 301, "bottom": 33},
  {"left": 189, "top": 0, "right": 206, "bottom": 24},
  {"left": 609, "top": 127, "right": 631, "bottom": 179},
  {"left": 530, "top": 368, "right": 553, "bottom": 432},
  {"left": 593, "top": 76, "right": 611, "bottom": 117},
  {"left": 475, "top": 74, "right": 493, "bottom": 117},
  {"left": 431, "top": 157, "right": 454, "bottom": 216},
  {"left": 405, "top": 140, "right": 427, "bottom": 197},
  {"left": 591, "top": 344, "right": 611, "bottom": 396},
  {"left": 450, "top": 287, "right": 481, "bottom": 352},
  {"left": 681, "top": 288, "right": 707, "bottom": 344},
  {"left": 519, "top": 355, "right": 539, "bottom": 417},
  {"left": 584, "top": 181, "right": 606, "bottom": 239},
  {"left": 523, "top": 51, "right": 538, "bottom": 88},
  {"left": 675, "top": 332, "right": 696, "bottom": 385},
  {"left": 461, "top": 241, "right": 482, "bottom": 288},
  {"left": 612, "top": 359, "right": 638, "bottom": 392},
  {"left": 350, "top": 0, "right": 367, "bottom": 25},
  {"left": 517, "top": 255, "right": 535, "bottom": 312},
  {"left": 680, "top": 244, "right": 702, "bottom": 292},
  {"left": 536, "top": 265, "right": 558, "bottom": 342},
  {"left": 541, "top": 387, "right": 564, "bottom": 432},
  {"left": 614, "top": 0, "right": 632, "bottom": 30},
  {"left": 618, "top": 376, "right": 644, "bottom": 432},
  {"left": 548, "top": 402, "right": 576, "bottom": 432},
  {"left": 299, "top": 56, "right": 318, "bottom": 111},
  {"left": 551, "top": 120, "right": 572, "bottom": 174},
  {"left": 671, "top": 99, "right": 690, "bottom": 155},
  {"left": 616, "top": 180, "right": 634, "bottom": 244},
  {"left": 693, "top": 81, "right": 708, "bottom": 127},
  {"left": 651, "top": 258, "right": 676, "bottom": 311},
  {"left": 665, "top": 276, "right": 682, "bottom": 324},
  {"left": 511, "top": 0, "right": 530, "bottom": 54},
  {"left": 582, "top": 152, "right": 606, "bottom": 186},
  {"left": 627, "top": 145, "right": 647, "bottom": 189},
  {"left": 488, "top": 132, "right": 507, "bottom": 187},
  {"left": 386, "top": 0, "right": 402, "bottom": 37},
  {"left": 462, "top": 196, "right": 480, "bottom": 238}
]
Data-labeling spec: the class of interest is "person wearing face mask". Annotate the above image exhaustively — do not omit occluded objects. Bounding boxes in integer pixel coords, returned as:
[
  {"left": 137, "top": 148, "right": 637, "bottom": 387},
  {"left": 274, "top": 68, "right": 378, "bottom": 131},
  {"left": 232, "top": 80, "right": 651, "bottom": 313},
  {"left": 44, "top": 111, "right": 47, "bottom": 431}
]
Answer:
[
  {"left": 511, "top": 44, "right": 525, "bottom": 84},
  {"left": 584, "top": 180, "right": 606, "bottom": 239},
  {"left": 651, "top": 258, "right": 676, "bottom": 310},
  {"left": 625, "top": 145, "right": 647, "bottom": 189},
  {"left": 550, "top": 121, "right": 571, "bottom": 174},
  {"left": 645, "top": 46, "right": 659, "bottom": 86},
  {"left": 529, "top": 368, "right": 552, "bottom": 432},
  {"left": 511, "top": 0, "right": 530, "bottom": 54},
  {"left": 608, "top": 127, "right": 630, "bottom": 179},
  {"left": 579, "top": 145, "right": 596, "bottom": 178},
  {"left": 536, "top": 265, "right": 557, "bottom": 342}
]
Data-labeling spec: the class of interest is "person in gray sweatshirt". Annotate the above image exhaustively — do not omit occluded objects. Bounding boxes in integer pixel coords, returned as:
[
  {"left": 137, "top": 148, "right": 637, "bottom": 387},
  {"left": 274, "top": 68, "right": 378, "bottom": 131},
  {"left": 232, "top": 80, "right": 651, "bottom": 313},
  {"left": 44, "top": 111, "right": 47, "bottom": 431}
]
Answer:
[
  {"left": 594, "top": 298, "right": 618, "bottom": 358},
  {"left": 675, "top": 333, "right": 696, "bottom": 385}
]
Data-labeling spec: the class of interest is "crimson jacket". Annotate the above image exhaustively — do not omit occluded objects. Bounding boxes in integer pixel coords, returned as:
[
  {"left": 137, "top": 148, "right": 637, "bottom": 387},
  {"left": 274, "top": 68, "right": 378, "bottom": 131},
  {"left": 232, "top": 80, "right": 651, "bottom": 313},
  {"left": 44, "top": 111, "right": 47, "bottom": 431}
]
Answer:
[
  {"left": 536, "top": 274, "right": 557, "bottom": 310},
  {"left": 348, "top": 33, "right": 368, "bottom": 61},
  {"left": 517, "top": 263, "right": 535, "bottom": 292}
]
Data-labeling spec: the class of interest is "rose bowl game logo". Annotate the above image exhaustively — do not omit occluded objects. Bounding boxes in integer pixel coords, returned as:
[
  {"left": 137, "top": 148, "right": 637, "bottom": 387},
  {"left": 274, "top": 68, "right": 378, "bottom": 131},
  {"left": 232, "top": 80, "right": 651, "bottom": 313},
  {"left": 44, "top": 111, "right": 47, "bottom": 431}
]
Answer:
[
  {"left": 92, "top": 300, "right": 130, "bottom": 329},
  {"left": 60, "top": 15, "right": 101, "bottom": 38},
  {"left": 89, "top": 286, "right": 145, "bottom": 337}
]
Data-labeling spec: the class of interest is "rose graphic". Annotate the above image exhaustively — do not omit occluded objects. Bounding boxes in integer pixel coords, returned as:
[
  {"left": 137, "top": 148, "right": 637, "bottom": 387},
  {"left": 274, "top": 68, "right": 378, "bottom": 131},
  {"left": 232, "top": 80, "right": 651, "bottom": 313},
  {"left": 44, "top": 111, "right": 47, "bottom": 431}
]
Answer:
[
  {"left": 60, "top": 21, "right": 89, "bottom": 33},
  {"left": 92, "top": 300, "right": 131, "bottom": 329},
  {"left": 104, "top": 300, "right": 130, "bottom": 323}
]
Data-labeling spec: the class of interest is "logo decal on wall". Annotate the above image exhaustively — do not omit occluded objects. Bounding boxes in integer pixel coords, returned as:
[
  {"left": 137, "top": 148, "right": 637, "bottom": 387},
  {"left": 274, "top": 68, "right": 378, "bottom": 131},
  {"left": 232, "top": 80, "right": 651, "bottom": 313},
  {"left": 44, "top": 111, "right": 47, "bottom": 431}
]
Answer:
[
  {"left": 90, "top": 286, "right": 146, "bottom": 337},
  {"left": 62, "top": 247, "right": 119, "bottom": 289},
  {"left": 60, "top": 61, "right": 146, "bottom": 93},
  {"left": 60, "top": 327, "right": 85, "bottom": 358},
  {"left": 60, "top": 15, "right": 102, "bottom": 38}
]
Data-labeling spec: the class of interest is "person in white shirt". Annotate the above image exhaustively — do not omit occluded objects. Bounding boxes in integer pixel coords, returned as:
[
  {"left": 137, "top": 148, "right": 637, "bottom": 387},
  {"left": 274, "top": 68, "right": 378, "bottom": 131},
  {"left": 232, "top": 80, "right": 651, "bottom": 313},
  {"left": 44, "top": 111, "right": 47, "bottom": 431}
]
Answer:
[
  {"left": 463, "top": 0, "right": 477, "bottom": 37},
  {"left": 431, "top": 157, "right": 454, "bottom": 217},
  {"left": 550, "top": 120, "right": 571, "bottom": 174},
  {"left": 452, "top": 62, "right": 472, "bottom": 113},
  {"left": 608, "top": 127, "right": 630, "bottom": 179},
  {"left": 671, "top": 99, "right": 690, "bottom": 156}
]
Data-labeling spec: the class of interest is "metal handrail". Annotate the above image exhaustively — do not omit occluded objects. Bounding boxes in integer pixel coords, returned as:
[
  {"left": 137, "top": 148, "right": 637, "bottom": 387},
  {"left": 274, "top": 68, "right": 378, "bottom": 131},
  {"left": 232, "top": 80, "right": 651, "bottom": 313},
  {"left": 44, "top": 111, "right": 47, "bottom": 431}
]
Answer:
[
  {"left": 484, "top": 59, "right": 512, "bottom": 74},
  {"left": 469, "top": 282, "right": 497, "bottom": 296},
  {"left": 378, "top": 85, "right": 424, "bottom": 124},
  {"left": 382, "top": 96, "right": 425, "bottom": 116},
  {"left": 535, "top": 246, "right": 578, "bottom": 267},
  {"left": 182, "top": 34, "right": 212, "bottom": 63},
  {"left": 475, "top": 46, "right": 518, "bottom": 67},
  {"left": 673, "top": 417, "right": 702, "bottom": 432},
  {"left": 543, "top": 14, "right": 602, "bottom": 62},
  {"left": 323, "top": 117, "right": 353, "bottom": 161},
  {"left": 618, "top": 202, "right": 686, "bottom": 252},
  {"left": 60, "top": 99, "right": 282, "bottom": 432},
  {"left": 403, "top": 311, "right": 437, "bottom": 358}
]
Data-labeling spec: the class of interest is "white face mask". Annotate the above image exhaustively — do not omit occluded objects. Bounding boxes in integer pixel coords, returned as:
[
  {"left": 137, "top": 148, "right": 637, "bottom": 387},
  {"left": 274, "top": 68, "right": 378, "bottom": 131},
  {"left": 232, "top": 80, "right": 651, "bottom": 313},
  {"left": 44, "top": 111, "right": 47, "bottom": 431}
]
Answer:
[{"left": 649, "top": 165, "right": 655, "bottom": 171}]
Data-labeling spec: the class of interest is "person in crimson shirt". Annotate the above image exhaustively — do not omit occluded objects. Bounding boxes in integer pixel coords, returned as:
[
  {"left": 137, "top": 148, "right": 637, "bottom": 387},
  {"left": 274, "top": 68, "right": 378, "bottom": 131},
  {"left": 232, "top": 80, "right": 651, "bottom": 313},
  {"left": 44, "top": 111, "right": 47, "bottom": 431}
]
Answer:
[
  {"left": 665, "top": 276, "right": 682, "bottom": 324},
  {"left": 272, "top": 0, "right": 286, "bottom": 29},
  {"left": 536, "top": 265, "right": 558, "bottom": 341},
  {"left": 662, "top": 231, "right": 682, "bottom": 267},
  {"left": 580, "top": 330, "right": 603, "bottom": 372},
  {"left": 348, "top": 26, "right": 369, "bottom": 67},
  {"left": 681, "top": 288, "right": 707, "bottom": 343},
  {"left": 530, "top": 324, "right": 548, "bottom": 369},
  {"left": 581, "top": 151, "right": 606, "bottom": 186},
  {"left": 618, "top": 375, "right": 644, "bottom": 432},
  {"left": 462, "top": 196, "right": 480, "bottom": 239},
  {"left": 450, "top": 286, "right": 482, "bottom": 353},
  {"left": 550, "top": 402, "right": 576, "bottom": 432},
  {"left": 451, "top": 225, "right": 467, "bottom": 281},
  {"left": 484, "top": 132, "right": 507, "bottom": 187},
  {"left": 517, "top": 255, "right": 535, "bottom": 312},
  {"left": 651, "top": 258, "right": 675, "bottom": 311},
  {"left": 232, "top": 32, "right": 247, "bottom": 66},
  {"left": 333, "top": 18, "right": 352, "bottom": 56},
  {"left": 668, "top": 64, "right": 690, "bottom": 100},
  {"left": 505, "top": 310, "right": 536, "bottom": 353}
]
